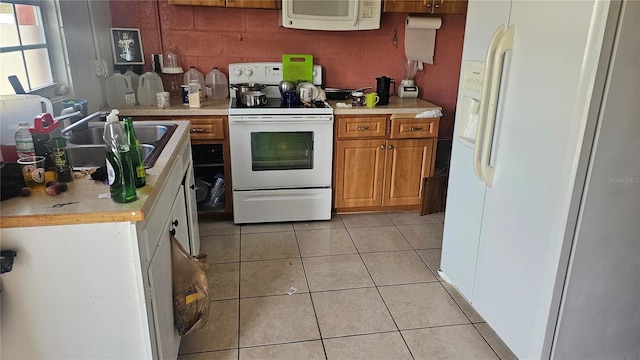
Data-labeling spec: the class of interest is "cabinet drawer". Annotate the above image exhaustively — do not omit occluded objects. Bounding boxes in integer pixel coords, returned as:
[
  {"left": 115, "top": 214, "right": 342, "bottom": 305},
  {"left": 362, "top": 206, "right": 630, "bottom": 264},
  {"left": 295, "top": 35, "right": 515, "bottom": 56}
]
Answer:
[
  {"left": 390, "top": 116, "right": 439, "bottom": 139},
  {"left": 190, "top": 118, "right": 224, "bottom": 140},
  {"left": 336, "top": 116, "right": 387, "bottom": 139}
]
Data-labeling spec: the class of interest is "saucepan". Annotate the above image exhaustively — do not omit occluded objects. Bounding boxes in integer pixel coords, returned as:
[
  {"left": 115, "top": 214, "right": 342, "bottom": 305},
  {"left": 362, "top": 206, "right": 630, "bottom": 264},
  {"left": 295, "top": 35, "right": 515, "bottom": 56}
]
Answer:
[
  {"left": 324, "top": 87, "right": 372, "bottom": 100},
  {"left": 230, "top": 83, "right": 268, "bottom": 106}
]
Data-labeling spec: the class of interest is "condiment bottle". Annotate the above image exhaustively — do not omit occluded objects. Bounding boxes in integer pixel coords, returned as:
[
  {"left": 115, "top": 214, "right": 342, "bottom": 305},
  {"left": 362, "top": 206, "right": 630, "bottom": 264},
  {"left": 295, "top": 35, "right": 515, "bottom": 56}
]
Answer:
[
  {"left": 103, "top": 109, "right": 136, "bottom": 203},
  {"left": 51, "top": 137, "right": 73, "bottom": 183},
  {"left": 29, "top": 113, "right": 61, "bottom": 183},
  {"left": 123, "top": 117, "right": 146, "bottom": 188}
]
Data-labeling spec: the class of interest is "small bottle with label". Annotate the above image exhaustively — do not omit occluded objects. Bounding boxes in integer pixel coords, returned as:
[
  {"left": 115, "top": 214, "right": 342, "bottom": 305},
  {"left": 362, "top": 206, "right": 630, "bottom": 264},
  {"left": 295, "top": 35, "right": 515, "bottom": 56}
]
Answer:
[
  {"left": 14, "top": 121, "right": 36, "bottom": 159},
  {"left": 51, "top": 138, "right": 73, "bottom": 183},
  {"left": 123, "top": 117, "right": 146, "bottom": 188}
]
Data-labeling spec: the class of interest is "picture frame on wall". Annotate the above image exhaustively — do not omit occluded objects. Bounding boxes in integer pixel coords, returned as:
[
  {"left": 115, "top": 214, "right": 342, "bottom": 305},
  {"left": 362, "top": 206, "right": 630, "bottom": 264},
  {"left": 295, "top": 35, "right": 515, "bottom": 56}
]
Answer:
[{"left": 110, "top": 28, "right": 144, "bottom": 65}]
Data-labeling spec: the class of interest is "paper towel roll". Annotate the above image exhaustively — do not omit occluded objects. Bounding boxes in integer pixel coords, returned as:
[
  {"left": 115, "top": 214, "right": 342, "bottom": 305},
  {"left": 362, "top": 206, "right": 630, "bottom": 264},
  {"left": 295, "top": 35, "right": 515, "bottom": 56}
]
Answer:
[{"left": 405, "top": 16, "right": 442, "bottom": 66}]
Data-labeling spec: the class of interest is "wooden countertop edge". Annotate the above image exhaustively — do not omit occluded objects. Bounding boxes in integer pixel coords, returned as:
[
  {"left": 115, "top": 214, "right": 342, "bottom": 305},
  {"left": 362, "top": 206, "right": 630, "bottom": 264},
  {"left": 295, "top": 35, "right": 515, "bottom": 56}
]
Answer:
[{"left": 0, "top": 211, "right": 145, "bottom": 228}]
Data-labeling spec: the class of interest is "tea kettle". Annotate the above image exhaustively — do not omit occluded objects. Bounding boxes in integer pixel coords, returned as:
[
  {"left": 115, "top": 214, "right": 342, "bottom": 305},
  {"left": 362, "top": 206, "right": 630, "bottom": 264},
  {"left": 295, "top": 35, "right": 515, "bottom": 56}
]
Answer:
[{"left": 376, "top": 76, "right": 396, "bottom": 105}]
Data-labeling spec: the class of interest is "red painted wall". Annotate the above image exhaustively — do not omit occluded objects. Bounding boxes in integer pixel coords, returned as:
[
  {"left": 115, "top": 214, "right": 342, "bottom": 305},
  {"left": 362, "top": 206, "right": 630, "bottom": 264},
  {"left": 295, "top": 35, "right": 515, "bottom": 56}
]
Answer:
[{"left": 110, "top": 1, "right": 465, "bottom": 138}]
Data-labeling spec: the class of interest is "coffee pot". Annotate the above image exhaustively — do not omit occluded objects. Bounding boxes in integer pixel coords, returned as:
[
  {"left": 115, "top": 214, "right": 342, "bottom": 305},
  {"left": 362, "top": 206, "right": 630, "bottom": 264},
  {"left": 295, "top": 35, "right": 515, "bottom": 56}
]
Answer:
[{"left": 375, "top": 76, "right": 396, "bottom": 105}]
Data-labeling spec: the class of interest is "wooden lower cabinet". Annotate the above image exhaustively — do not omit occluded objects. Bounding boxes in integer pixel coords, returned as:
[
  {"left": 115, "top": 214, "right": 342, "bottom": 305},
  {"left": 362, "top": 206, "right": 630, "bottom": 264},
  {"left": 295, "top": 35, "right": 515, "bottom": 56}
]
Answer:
[
  {"left": 335, "top": 138, "right": 433, "bottom": 209},
  {"left": 169, "top": 0, "right": 281, "bottom": 9}
]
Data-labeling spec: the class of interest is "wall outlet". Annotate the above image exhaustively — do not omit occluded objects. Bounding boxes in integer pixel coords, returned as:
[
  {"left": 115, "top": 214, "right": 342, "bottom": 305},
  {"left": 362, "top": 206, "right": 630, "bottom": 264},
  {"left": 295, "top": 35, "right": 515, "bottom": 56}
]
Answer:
[{"left": 94, "top": 59, "right": 105, "bottom": 77}]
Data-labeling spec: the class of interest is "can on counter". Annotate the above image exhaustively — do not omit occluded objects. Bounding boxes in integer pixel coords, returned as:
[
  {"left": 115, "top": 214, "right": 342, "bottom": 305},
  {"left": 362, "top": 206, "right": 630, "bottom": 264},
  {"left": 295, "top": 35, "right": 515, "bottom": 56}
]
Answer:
[{"left": 181, "top": 85, "right": 189, "bottom": 106}]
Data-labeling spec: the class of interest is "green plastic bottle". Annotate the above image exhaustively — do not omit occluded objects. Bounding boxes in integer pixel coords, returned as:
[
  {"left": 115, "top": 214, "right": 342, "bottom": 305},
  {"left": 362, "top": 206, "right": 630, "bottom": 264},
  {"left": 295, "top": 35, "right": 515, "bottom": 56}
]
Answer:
[
  {"left": 123, "top": 117, "right": 146, "bottom": 188},
  {"left": 103, "top": 109, "right": 136, "bottom": 203}
]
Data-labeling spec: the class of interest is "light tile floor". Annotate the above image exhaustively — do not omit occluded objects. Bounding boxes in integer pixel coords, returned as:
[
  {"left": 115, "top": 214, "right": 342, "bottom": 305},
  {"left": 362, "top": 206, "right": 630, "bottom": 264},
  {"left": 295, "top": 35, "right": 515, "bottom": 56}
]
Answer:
[{"left": 180, "top": 212, "right": 518, "bottom": 360}]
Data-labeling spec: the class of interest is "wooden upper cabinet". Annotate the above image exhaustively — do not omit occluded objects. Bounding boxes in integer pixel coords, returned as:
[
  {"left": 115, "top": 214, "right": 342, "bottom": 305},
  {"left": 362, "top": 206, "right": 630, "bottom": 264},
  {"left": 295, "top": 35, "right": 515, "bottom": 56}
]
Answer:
[
  {"left": 383, "top": 0, "right": 467, "bottom": 14},
  {"left": 169, "top": 0, "right": 281, "bottom": 9}
]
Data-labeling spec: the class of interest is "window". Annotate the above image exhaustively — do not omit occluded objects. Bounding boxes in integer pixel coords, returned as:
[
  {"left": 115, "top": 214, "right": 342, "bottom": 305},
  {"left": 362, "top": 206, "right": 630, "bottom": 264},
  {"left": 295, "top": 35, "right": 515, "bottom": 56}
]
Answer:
[{"left": 0, "top": 1, "right": 54, "bottom": 94}]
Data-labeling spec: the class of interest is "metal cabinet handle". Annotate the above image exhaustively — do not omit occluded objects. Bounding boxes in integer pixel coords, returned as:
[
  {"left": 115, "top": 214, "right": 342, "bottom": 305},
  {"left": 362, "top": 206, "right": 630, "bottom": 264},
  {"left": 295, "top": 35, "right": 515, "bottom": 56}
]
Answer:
[
  {"left": 191, "top": 128, "right": 206, "bottom": 133},
  {"left": 388, "top": 145, "right": 394, "bottom": 149},
  {"left": 190, "top": 184, "right": 195, "bottom": 189},
  {"left": 172, "top": 220, "right": 179, "bottom": 227},
  {"left": 410, "top": 127, "right": 423, "bottom": 131},
  {"left": 380, "top": 145, "right": 386, "bottom": 149},
  {"left": 170, "top": 229, "right": 176, "bottom": 236},
  {"left": 357, "top": 126, "right": 369, "bottom": 130}
]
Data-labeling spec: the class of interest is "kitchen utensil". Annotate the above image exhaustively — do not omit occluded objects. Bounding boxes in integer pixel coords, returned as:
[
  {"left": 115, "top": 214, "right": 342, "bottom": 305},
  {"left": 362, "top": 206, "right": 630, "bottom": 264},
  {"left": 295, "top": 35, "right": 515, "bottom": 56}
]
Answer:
[
  {"left": 282, "top": 91, "right": 298, "bottom": 106},
  {"left": 324, "top": 87, "right": 373, "bottom": 100},
  {"left": 399, "top": 79, "right": 419, "bottom": 98},
  {"left": 376, "top": 76, "right": 396, "bottom": 105},
  {"left": 241, "top": 91, "right": 268, "bottom": 107},
  {"left": 230, "top": 82, "right": 266, "bottom": 96},
  {"left": 279, "top": 80, "right": 296, "bottom": 96},
  {"left": 282, "top": 54, "right": 313, "bottom": 83},
  {"left": 297, "top": 82, "right": 319, "bottom": 102},
  {"left": 351, "top": 91, "right": 366, "bottom": 107},
  {"left": 365, "top": 93, "right": 380, "bottom": 108}
]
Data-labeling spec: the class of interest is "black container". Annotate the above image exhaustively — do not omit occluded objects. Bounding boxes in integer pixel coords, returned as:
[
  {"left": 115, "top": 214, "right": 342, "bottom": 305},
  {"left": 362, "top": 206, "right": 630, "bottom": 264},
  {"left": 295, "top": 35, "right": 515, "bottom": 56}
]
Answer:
[{"left": 376, "top": 76, "right": 396, "bottom": 105}]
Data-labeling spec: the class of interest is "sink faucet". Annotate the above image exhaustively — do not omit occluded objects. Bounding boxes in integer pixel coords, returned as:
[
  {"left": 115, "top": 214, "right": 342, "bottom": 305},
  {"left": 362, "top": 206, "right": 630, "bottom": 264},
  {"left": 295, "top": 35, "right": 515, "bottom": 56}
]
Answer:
[{"left": 61, "top": 111, "right": 110, "bottom": 136}]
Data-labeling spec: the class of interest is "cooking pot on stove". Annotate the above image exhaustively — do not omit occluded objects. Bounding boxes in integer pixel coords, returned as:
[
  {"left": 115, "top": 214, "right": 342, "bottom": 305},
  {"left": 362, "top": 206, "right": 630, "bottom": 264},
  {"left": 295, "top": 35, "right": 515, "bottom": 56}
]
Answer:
[
  {"left": 241, "top": 91, "right": 268, "bottom": 107},
  {"left": 230, "top": 82, "right": 266, "bottom": 95},
  {"left": 324, "top": 87, "right": 372, "bottom": 100}
]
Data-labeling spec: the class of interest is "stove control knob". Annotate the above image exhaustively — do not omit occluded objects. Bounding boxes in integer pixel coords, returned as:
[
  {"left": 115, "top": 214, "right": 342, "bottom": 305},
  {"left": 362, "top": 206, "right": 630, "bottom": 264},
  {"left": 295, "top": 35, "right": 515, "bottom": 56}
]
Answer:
[
  {"left": 232, "top": 68, "right": 243, "bottom": 77},
  {"left": 245, "top": 69, "right": 254, "bottom": 76}
]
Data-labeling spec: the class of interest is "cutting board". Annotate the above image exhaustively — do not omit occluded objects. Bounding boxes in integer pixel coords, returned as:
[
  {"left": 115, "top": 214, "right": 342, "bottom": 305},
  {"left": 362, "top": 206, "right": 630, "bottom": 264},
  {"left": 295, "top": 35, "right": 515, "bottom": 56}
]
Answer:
[{"left": 282, "top": 54, "right": 314, "bottom": 83}]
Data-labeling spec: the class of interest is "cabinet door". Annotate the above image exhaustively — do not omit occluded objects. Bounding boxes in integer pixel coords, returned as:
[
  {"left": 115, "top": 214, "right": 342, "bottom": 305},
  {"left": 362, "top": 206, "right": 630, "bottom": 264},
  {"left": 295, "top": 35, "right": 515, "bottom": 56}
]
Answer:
[
  {"left": 384, "top": 0, "right": 431, "bottom": 13},
  {"left": 383, "top": 139, "right": 433, "bottom": 207},
  {"left": 190, "top": 117, "right": 225, "bottom": 141},
  {"left": 168, "top": 0, "right": 225, "bottom": 5},
  {"left": 183, "top": 167, "right": 200, "bottom": 255},
  {"left": 334, "top": 139, "right": 386, "bottom": 208},
  {"left": 225, "top": 0, "right": 281, "bottom": 9},
  {"left": 432, "top": 0, "right": 467, "bottom": 14},
  {"left": 147, "top": 189, "right": 189, "bottom": 359}
]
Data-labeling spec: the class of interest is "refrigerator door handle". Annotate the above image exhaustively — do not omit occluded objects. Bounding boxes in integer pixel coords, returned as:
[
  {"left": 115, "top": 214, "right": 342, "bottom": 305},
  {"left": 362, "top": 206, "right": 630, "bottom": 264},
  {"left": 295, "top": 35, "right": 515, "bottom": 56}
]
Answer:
[
  {"left": 481, "top": 25, "right": 515, "bottom": 187},
  {"left": 474, "top": 25, "right": 506, "bottom": 183}
]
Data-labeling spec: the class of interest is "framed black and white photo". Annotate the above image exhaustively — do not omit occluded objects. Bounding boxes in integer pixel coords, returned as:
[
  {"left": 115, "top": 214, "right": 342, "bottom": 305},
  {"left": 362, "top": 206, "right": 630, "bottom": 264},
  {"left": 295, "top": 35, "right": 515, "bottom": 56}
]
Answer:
[{"left": 110, "top": 28, "right": 144, "bottom": 65}]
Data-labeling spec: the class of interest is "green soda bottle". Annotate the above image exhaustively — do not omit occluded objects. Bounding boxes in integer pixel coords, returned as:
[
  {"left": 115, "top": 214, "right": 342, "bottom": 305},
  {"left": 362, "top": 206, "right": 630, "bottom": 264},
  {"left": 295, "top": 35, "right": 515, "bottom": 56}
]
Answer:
[
  {"left": 103, "top": 110, "right": 137, "bottom": 203},
  {"left": 123, "top": 117, "right": 146, "bottom": 188}
]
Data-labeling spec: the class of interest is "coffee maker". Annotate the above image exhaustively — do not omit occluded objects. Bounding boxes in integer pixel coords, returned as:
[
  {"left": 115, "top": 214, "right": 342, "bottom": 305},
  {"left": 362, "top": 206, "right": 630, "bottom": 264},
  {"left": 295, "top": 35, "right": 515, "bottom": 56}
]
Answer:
[{"left": 399, "top": 59, "right": 419, "bottom": 98}]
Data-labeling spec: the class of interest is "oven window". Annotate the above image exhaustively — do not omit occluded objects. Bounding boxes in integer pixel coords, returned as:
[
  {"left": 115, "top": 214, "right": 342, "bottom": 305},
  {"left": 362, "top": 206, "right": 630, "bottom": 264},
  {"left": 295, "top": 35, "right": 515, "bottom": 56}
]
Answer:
[{"left": 251, "top": 132, "right": 313, "bottom": 171}]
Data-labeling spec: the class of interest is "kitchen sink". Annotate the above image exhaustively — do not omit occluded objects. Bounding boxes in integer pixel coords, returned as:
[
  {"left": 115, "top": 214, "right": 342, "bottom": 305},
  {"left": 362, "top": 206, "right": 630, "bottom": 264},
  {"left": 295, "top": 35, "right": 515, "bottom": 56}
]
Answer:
[
  {"left": 67, "top": 125, "right": 172, "bottom": 145},
  {"left": 65, "top": 123, "right": 177, "bottom": 169}
]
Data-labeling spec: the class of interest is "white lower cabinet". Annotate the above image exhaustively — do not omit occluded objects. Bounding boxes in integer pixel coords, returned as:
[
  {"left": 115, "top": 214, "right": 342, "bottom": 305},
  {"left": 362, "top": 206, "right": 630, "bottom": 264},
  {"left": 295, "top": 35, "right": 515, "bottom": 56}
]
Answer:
[{"left": 0, "top": 139, "right": 199, "bottom": 359}]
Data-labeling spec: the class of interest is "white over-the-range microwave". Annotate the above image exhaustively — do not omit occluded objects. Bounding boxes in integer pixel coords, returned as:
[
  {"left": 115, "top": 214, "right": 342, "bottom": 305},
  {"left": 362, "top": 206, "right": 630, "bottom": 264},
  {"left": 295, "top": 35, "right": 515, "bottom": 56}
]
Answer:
[{"left": 281, "top": 0, "right": 382, "bottom": 31}]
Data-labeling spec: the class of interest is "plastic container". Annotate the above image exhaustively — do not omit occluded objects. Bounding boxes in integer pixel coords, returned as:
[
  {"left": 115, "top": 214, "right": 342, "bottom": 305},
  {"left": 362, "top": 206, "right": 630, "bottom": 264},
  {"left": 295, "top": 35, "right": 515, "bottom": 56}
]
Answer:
[
  {"left": 106, "top": 73, "right": 136, "bottom": 108},
  {"left": 103, "top": 109, "right": 136, "bottom": 203},
  {"left": 183, "top": 66, "right": 205, "bottom": 99},
  {"left": 14, "top": 122, "right": 35, "bottom": 159},
  {"left": 123, "top": 69, "right": 140, "bottom": 100},
  {"left": 137, "top": 71, "right": 164, "bottom": 106},
  {"left": 123, "top": 117, "right": 146, "bottom": 188},
  {"left": 205, "top": 67, "right": 229, "bottom": 99}
]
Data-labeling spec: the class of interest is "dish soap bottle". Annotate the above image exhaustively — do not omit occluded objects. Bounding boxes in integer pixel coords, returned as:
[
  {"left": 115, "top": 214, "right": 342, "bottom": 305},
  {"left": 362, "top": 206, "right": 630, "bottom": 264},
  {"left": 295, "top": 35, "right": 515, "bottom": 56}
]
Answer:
[
  {"left": 123, "top": 117, "right": 146, "bottom": 188},
  {"left": 103, "top": 109, "right": 136, "bottom": 203}
]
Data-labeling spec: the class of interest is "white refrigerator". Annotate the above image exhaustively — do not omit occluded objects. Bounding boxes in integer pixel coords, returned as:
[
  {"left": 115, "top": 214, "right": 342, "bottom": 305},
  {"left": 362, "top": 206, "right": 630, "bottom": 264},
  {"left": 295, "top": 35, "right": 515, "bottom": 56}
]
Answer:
[{"left": 440, "top": 0, "right": 639, "bottom": 359}]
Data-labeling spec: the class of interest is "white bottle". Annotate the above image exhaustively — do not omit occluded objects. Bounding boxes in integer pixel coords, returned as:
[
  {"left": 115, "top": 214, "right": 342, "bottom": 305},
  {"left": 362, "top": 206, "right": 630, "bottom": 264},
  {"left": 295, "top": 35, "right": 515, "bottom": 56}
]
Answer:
[
  {"left": 205, "top": 67, "right": 229, "bottom": 99},
  {"left": 106, "top": 72, "right": 136, "bottom": 108},
  {"left": 183, "top": 66, "right": 205, "bottom": 99},
  {"left": 137, "top": 71, "right": 165, "bottom": 106},
  {"left": 14, "top": 121, "right": 35, "bottom": 159},
  {"left": 123, "top": 69, "right": 140, "bottom": 100}
]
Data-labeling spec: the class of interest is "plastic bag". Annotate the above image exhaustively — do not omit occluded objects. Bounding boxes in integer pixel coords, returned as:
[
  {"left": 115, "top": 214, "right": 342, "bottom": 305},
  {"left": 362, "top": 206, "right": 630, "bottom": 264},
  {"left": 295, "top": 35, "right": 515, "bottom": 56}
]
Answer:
[{"left": 170, "top": 234, "right": 209, "bottom": 336}]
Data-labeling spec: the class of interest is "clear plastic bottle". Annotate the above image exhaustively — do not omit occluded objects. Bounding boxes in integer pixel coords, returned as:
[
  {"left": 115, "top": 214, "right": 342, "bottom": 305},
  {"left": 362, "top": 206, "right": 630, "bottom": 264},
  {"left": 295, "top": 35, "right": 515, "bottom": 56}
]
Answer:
[
  {"left": 106, "top": 72, "right": 136, "bottom": 108},
  {"left": 183, "top": 66, "right": 205, "bottom": 99},
  {"left": 137, "top": 70, "right": 165, "bottom": 106},
  {"left": 123, "top": 117, "right": 146, "bottom": 188},
  {"left": 103, "top": 109, "right": 136, "bottom": 203},
  {"left": 205, "top": 67, "right": 229, "bottom": 99},
  {"left": 123, "top": 69, "right": 140, "bottom": 100},
  {"left": 14, "top": 121, "right": 35, "bottom": 159}
]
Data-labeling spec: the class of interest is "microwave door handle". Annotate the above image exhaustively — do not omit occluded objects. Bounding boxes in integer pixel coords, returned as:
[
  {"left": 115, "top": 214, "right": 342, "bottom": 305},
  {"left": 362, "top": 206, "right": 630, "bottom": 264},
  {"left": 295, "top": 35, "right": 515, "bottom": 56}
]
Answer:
[{"left": 352, "top": 0, "right": 360, "bottom": 26}]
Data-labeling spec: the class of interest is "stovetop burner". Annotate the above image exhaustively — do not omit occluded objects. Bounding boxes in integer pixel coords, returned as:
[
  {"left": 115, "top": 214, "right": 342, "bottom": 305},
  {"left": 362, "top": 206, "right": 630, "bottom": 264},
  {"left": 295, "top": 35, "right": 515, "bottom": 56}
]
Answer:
[{"left": 230, "top": 97, "right": 331, "bottom": 109}]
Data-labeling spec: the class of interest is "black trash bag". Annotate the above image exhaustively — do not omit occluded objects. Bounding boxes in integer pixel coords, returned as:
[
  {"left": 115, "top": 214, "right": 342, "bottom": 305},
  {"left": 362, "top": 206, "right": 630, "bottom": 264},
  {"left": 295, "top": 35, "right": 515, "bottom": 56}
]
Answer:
[{"left": 1, "top": 162, "right": 27, "bottom": 201}]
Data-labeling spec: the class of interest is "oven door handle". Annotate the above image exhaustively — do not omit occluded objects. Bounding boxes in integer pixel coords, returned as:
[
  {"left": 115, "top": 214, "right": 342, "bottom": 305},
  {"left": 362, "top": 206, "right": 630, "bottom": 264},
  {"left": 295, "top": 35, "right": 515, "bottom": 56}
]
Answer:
[{"left": 229, "top": 116, "right": 334, "bottom": 125}]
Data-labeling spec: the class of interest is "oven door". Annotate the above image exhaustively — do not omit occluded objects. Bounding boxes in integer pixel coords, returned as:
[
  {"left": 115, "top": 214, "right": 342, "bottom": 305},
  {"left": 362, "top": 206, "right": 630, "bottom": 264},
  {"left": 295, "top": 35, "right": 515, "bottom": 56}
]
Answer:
[{"left": 229, "top": 115, "right": 334, "bottom": 190}]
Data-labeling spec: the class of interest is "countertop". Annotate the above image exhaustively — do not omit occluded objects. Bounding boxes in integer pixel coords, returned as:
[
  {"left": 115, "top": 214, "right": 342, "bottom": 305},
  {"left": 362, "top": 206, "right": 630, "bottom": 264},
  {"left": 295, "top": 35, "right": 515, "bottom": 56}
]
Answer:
[
  {"left": 114, "top": 96, "right": 441, "bottom": 117},
  {"left": 0, "top": 121, "right": 191, "bottom": 229}
]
